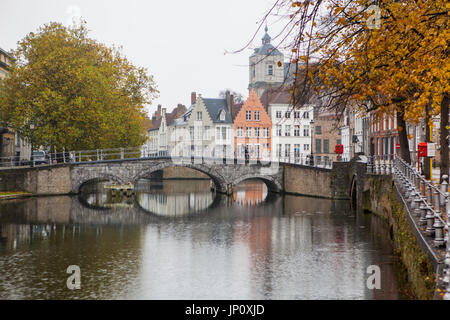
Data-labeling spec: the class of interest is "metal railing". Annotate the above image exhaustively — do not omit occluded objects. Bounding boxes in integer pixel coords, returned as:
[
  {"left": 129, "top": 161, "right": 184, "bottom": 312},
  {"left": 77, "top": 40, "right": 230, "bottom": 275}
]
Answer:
[
  {"left": 0, "top": 148, "right": 335, "bottom": 169},
  {"left": 393, "top": 156, "right": 450, "bottom": 300},
  {"left": 0, "top": 147, "right": 145, "bottom": 168},
  {"left": 366, "top": 154, "right": 395, "bottom": 175}
]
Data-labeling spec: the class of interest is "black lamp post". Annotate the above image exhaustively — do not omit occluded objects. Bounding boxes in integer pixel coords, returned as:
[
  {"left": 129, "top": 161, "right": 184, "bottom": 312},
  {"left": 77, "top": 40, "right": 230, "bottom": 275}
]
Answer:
[
  {"left": 30, "top": 121, "right": 35, "bottom": 167},
  {"left": 310, "top": 119, "right": 314, "bottom": 166}
]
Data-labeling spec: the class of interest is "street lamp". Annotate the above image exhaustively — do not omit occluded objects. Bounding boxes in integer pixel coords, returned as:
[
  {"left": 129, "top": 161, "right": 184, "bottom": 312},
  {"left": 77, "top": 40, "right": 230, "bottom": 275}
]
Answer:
[
  {"left": 30, "top": 121, "right": 35, "bottom": 167},
  {"left": 310, "top": 119, "right": 314, "bottom": 166}
]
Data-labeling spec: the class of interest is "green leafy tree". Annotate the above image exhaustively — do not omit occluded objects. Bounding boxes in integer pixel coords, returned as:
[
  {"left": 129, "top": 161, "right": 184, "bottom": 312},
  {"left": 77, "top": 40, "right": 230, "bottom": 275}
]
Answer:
[{"left": 0, "top": 21, "right": 158, "bottom": 151}]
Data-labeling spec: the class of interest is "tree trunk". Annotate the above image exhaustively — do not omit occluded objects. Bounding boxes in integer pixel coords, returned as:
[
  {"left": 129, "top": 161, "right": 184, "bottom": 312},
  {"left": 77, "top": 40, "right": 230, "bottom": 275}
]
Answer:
[
  {"left": 397, "top": 110, "right": 411, "bottom": 164},
  {"left": 440, "top": 94, "right": 449, "bottom": 183}
]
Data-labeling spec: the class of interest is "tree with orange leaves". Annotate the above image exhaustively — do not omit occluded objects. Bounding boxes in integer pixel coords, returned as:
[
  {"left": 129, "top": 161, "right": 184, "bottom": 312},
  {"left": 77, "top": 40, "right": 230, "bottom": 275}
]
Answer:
[{"left": 257, "top": 0, "right": 449, "bottom": 180}]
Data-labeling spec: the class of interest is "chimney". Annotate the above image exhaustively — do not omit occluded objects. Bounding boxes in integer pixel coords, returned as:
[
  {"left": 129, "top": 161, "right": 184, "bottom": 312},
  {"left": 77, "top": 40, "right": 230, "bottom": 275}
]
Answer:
[
  {"left": 157, "top": 104, "right": 162, "bottom": 118},
  {"left": 191, "top": 92, "right": 197, "bottom": 105},
  {"left": 225, "top": 90, "right": 233, "bottom": 112}
]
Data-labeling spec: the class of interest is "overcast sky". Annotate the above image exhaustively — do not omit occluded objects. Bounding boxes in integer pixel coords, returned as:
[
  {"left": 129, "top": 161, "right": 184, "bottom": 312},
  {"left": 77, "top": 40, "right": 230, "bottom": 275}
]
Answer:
[{"left": 0, "top": 0, "right": 287, "bottom": 116}]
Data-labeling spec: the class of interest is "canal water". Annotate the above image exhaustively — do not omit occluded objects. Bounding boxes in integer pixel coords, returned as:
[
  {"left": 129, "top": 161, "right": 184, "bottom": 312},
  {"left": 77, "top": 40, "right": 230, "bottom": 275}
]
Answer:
[{"left": 0, "top": 178, "right": 406, "bottom": 299}]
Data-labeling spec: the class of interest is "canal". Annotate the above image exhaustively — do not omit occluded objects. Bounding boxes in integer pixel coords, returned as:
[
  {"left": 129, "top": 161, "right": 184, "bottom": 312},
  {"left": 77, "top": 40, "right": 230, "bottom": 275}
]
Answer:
[{"left": 0, "top": 178, "right": 407, "bottom": 299}]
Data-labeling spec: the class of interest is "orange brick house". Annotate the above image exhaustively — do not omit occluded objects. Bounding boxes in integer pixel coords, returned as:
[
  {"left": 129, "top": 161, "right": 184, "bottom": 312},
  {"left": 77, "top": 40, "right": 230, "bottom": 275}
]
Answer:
[{"left": 234, "top": 90, "right": 272, "bottom": 160}]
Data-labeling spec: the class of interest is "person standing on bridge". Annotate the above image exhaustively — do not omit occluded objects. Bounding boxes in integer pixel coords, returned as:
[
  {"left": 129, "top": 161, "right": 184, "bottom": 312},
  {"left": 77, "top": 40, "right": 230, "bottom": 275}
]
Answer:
[{"left": 244, "top": 146, "right": 249, "bottom": 163}]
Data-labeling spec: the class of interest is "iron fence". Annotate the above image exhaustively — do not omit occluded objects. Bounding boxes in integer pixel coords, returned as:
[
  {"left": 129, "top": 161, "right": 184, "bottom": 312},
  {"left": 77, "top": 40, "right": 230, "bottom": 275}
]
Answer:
[{"left": 394, "top": 156, "right": 450, "bottom": 299}]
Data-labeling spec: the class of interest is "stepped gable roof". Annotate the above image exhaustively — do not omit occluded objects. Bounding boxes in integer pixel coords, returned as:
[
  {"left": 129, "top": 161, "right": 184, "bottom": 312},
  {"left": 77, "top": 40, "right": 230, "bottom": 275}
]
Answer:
[{"left": 232, "top": 103, "right": 243, "bottom": 121}]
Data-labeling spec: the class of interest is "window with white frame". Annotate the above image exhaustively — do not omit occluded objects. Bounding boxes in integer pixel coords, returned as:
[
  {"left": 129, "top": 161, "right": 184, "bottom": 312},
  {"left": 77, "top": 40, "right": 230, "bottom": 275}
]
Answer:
[
  {"left": 197, "top": 111, "right": 202, "bottom": 121},
  {"left": 254, "top": 111, "right": 260, "bottom": 121},
  {"left": 303, "top": 112, "right": 309, "bottom": 119},
  {"left": 294, "top": 125, "right": 300, "bottom": 136},
  {"left": 276, "top": 144, "right": 281, "bottom": 157},
  {"left": 255, "top": 127, "right": 260, "bottom": 137},
  {"left": 255, "top": 144, "right": 260, "bottom": 158},
  {"left": 303, "top": 125, "right": 310, "bottom": 136},
  {"left": 204, "top": 126, "right": 210, "bottom": 140},
  {"left": 294, "top": 111, "right": 300, "bottom": 119},
  {"left": 285, "top": 125, "right": 291, "bottom": 136},
  {"left": 246, "top": 110, "right": 252, "bottom": 121},
  {"left": 276, "top": 111, "right": 282, "bottom": 118},
  {"left": 268, "top": 65, "right": 273, "bottom": 75},
  {"left": 304, "top": 144, "right": 310, "bottom": 151},
  {"left": 222, "top": 127, "right": 227, "bottom": 140},
  {"left": 220, "top": 111, "right": 225, "bottom": 121},
  {"left": 276, "top": 125, "right": 282, "bottom": 136},
  {"left": 263, "top": 127, "right": 269, "bottom": 137},
  {"left": 196, "top": 126, "right": 202, "bottom": 140},
  {"left": 285, "top": 111, "right": 290, "bottom": 118},
  {"left": 294, "top": 144, "right": 300, "bottom": 156},
  {"left": 285, "top": 144, "right": 290, "bottom": 157},
  {"left": 246, "top": 127, "right": 252, "bottom": 137},
  {"left": 237, "top": 127, "right": 243, "bottom": 137}
]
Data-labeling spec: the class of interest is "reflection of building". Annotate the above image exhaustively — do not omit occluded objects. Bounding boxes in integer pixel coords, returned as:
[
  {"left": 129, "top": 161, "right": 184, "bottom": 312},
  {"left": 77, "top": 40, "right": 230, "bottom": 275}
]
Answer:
[
  {"left": 0, "top": 224, "right": 32, "bottom": 250},
  {"left": 137, "top": 180, "right": 214, "bottom": 216},
  {"left": 233, "top": 180, "right": 267, "bottom": 207}
]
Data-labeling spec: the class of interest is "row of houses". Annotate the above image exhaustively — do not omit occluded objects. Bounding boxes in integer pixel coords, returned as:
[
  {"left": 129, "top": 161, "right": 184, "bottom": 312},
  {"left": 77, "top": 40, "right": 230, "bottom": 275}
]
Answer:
[
  {"left": 142, "top": 27, "right": 319, "bottom": 164},
  {"left": 142, "top": 26, "right": 448, "bottom": 168}
]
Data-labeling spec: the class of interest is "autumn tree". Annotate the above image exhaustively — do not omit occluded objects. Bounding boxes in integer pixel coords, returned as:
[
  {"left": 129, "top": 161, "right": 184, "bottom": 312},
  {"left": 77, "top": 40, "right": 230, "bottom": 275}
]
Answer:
[
  {"left": 255, "top": 0, "right": 448, "bottom": 180},
  {"left": 0, "top": 21, "right": 158, "bottom": 152}
]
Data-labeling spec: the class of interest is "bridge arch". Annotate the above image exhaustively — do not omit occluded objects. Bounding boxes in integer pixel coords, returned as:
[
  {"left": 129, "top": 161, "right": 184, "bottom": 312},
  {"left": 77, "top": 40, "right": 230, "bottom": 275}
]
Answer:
[
  {"left": 132, "top": 162, "right": 228, "bottom": 193},
  {"left": 232, "top": 174, "right": 282, "bottom": 193},
  {"left": 74, "top": 173, "right": 125, "bottom": 193}
]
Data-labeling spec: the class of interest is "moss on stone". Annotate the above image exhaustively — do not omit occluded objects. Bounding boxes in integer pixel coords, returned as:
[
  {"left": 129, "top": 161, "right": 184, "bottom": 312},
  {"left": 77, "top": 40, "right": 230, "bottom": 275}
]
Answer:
[{"left": 390, "top": 198, "right": 435, "bottom": 300}]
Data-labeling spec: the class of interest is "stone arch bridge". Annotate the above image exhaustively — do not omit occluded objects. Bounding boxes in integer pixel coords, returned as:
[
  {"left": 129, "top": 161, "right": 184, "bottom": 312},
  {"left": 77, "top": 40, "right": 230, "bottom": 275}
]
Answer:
[
  {"left": 0, "top": 157, "right": 363, "bottom": 200},
  {"left": 72, "top": 157, "right": 284, "bottom": 195}
]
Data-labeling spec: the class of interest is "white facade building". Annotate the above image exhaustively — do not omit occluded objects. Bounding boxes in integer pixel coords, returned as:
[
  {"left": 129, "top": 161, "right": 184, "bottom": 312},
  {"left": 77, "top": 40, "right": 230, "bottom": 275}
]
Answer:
[
  {"left": 169, "top": 93, "right": 234, "bottom": 159},
  {"left": 269, "top": 104, "right": 314, "bottom": 164},
  {"left": 145, "top": 108, "right": 169, "bottom": 157}
]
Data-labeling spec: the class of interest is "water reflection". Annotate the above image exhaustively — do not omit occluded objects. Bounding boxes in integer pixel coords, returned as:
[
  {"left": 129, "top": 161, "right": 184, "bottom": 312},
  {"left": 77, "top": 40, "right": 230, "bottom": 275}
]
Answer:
[
  {"left": 0, "top": 179, "right": 404, "bottom": 300},
  {"left": 234, "top": 180, "right": 268, "bottom": 207},
  {"left": 136, "top": 180, "right": 215, "bottom": 217}
]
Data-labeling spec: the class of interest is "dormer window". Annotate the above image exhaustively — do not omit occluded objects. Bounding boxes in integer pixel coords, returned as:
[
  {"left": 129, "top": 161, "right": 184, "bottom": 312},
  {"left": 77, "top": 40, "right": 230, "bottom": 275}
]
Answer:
[
  {"left": 220, "top": 110, "right": 225, "bottom": 121},
  {"left": 268, "top": 65, "right": 273, "bottom": 76}
]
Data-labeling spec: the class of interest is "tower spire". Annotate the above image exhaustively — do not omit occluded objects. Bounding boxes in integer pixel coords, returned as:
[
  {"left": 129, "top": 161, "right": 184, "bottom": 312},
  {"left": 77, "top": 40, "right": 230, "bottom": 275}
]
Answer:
[{"left": 262, "top": 24, "right": 271, "bottom": 45}]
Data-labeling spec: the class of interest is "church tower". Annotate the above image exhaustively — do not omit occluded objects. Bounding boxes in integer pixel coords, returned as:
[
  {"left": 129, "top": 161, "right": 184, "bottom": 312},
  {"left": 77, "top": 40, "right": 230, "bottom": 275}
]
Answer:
[{"left": 248, "top": 26, "right": 285, "bottom": 98}]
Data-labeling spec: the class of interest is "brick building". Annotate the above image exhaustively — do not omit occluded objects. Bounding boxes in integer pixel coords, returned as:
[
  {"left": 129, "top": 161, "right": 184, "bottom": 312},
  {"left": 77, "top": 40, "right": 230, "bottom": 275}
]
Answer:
[
  {"left": 312, "top": 108, "right": 344, "bottom": 166},
  {"left": 234, "top": 90, "right": 272, "bottom": 160},
  {"left": 369, "top": 111, "right": 399, "bottom": 157}
]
